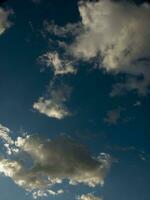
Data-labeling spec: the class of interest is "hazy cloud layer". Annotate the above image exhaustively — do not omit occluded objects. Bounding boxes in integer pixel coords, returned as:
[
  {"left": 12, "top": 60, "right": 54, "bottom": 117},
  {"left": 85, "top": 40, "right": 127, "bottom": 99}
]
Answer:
[
  {"left": 0, "top": 8, "right": 13, "bottom": 35},
  {"left": 0, "top": 124, "right": 111, "bottom": 197}
]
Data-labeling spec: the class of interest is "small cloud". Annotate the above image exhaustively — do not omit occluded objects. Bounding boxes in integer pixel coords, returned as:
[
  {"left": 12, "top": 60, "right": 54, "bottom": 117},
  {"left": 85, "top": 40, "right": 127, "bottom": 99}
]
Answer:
[
  {"left": 77, "top": 193, "right": 102, "bottom": 200},
  {"left": 39, "top": 52, "right": 77, "bottom": 76},
  {"left": 33, "top": 83, "right": 72, "bottom": 119},
  {"left": 134, "top": 101, "right": 141, "bottom": 107},
  {"left": 0, "top": 8, "right": 13, "bottom": 35},
  {"left": 44, "top": 20, "right": 82, "bottom": 38}
]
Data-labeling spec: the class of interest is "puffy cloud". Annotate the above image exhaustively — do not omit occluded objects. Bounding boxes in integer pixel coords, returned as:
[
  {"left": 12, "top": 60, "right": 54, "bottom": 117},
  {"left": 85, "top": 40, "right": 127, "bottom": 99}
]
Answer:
[
  {"left": 78, "top": 193, "right": 102, "bottom": 200},
  {"left": 33, "top": 84, "right": 72, "bottom": 119},
  {"left": 0, "top": 8, "right": 13, "bottom": 35},
  {"left": 14, "top": 135, "right": 111, "bottom": 187},
  {"left": 0, "top": 125, "right": 111, "bottom": 197},
  {"left": 39, "top": 52, "right": 77, "bottom": 75},
  {"left": 69, "top": 0, "right": 150, "bottom": 95}
]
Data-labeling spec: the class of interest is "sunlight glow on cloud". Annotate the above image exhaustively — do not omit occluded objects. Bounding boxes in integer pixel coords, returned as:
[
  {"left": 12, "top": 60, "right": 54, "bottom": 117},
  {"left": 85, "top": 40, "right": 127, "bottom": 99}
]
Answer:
[
  {"left": 77, "top": 193, "right": 102, "bottom": 200},
  {"left": 33, "top": 83, "right": 72, "bottom": 119},
  {"left": 39, "top": 52, "right": 77, "bottom": 75},
  {"left": 0, "top": 124, "right": 111, "bottom": 198}
]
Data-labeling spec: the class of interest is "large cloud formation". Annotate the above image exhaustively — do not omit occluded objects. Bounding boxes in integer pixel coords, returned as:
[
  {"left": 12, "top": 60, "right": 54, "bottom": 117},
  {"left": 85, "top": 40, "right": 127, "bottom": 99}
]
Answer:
[
  {"left": 0, "top": 8, "right": 13, "bottom": 35},
  {"left": 0, "top": 124, "right": 111, "bottom": 198},
  {"left": 70, "top": 0, "right": 150, "bottom": 95},
  {"left": 44, "top": 0, "right": 150, "bottom": 96}
]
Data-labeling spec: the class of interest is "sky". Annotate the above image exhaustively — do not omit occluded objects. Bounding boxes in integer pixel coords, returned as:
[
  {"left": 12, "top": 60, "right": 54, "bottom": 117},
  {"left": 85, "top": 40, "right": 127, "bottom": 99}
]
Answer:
[{"left": 0, "top": 0, "right": 150, "bottom": 200}]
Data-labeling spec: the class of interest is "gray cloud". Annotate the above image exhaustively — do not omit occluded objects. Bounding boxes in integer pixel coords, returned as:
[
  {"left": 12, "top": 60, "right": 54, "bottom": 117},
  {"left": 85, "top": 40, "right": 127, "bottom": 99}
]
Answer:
[
  {"left": 0, "top": 124, "right": 111, "bottom": 197},
  {"left": 70, "top": 0, "right": 150, "bottom": 95},
  {"left": 44, "top": 20, "right": 82, "bottom": 38},
  {"left": 0, "top": 8, "right": 13, "bottom": 35}
]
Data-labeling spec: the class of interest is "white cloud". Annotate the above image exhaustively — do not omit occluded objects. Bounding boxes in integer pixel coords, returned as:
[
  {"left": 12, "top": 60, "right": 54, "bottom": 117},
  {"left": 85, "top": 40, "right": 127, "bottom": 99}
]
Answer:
[
  {"left": 0, "top": 124, "right": 14, "bottom": 144},
  {"left": 68, "top": 0, "right": 150, "bottom": 95},
  {"left": 39, "top": 52, "right": 77, "bottom": 75},
  {"left": 0, "top": 8, "right": 13, "bottom": 35},
  {"left": 33, "top": 97, "right": 70, "bottom": 119},
  {"left": 78, "top": 193, "right": 102, "bottom": 200},
  {"left": 33, "top": 84, "right": 72, "bottom": 119},
  {"left": 0, "top": 125, "right": 111, "bottom": 197}
]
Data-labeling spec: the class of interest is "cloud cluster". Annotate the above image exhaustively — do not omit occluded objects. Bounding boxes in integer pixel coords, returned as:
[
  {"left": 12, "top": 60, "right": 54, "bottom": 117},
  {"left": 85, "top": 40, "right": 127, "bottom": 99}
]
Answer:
[
  {"left": 69, "top": 0, "right": 150, "bottom": 95},
  {"left": 0, "top": 8, "right": 13, "bottom": 35},
  {"left": 0, "top": 124, "right": 111, "bottom": 197},
  {"left": 33, "top": 84, "right": 72, "bottom": 119},
  {"left": 78, "top": 193, "right": 102, "bottom": 200},
  {"left": 39, "top": 52, "right": 77, "bottom": 75}
]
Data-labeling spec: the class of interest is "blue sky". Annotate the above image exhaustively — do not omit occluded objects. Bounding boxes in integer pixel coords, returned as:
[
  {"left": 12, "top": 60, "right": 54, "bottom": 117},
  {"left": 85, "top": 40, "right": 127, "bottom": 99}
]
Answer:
[{"left": 0, "top": 0, "right": 150, "bottom": 200}]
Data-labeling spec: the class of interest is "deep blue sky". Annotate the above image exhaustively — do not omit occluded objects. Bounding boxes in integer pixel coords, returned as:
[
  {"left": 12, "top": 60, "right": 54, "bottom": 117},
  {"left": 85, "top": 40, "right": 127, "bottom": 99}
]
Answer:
[{"left": 0, "top": 0, "right": 150, "bottom": 200}]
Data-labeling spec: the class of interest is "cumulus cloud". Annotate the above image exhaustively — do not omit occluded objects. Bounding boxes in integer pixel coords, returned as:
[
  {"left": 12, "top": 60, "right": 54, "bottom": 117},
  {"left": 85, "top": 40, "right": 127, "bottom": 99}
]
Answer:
[
  {"left": 39, "top": 52, "right": 77, "bottom": 75},
  {"left": 0, "top": 124, "right": 111, "bottom": 198},
  {"left": 68, "top": 0, "right": 150, "bottom": 95},
  {"left": 78, "top": 193, "right": 102, "bottom": 200},
  {"left": 33, "top": 84, "right": 72, "bottom": 119},
  {"left": 0, "top": 8, "right": 13, "bottom": 35}
]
